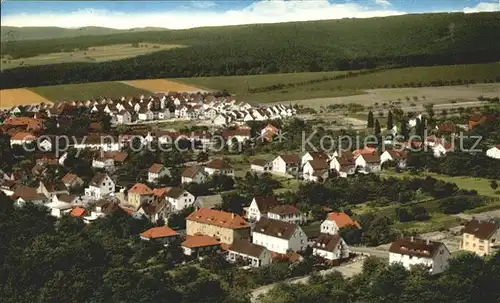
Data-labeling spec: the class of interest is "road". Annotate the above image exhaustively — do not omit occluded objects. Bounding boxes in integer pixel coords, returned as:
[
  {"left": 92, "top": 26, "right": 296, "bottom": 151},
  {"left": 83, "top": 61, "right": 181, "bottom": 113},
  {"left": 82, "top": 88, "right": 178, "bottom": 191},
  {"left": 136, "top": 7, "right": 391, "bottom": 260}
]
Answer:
[{"left": 453, "top": 209, "right": 500, "bottom": 221}]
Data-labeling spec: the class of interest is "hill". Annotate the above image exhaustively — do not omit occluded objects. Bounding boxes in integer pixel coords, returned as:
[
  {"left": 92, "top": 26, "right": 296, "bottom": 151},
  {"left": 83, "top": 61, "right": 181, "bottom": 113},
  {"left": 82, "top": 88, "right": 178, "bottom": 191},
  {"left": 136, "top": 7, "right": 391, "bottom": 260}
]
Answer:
[
  {"left": 0, "top": 26, "right": 166, "bottom": 41},
  {"left": 1, "top": 12, "right": 500, "bottom": 89}
]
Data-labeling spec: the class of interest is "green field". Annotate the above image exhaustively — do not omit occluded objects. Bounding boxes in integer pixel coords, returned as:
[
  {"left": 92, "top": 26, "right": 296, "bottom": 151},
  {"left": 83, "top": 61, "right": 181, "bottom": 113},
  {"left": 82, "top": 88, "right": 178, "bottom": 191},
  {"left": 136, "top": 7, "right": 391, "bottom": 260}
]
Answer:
[
  {"left": 176, "top": 62, "right": 500, "bottom": 103},
  {"left": 29, "top": 82, "right": 151, "bottom": 101},
  {"left": 1, "top": 43, "right": 185, "bottom": 70}
]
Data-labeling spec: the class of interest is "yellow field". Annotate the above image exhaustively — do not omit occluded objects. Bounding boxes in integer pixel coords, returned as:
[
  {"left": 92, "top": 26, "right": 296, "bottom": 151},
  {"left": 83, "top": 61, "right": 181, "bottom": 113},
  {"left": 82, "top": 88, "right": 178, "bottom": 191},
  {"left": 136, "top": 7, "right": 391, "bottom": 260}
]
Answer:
[
  {"left": 0, "top": 88, "right": 52, "bottom": 108},
  {"left": 125, "top": 79, "right": 203, "bottom": 93}
]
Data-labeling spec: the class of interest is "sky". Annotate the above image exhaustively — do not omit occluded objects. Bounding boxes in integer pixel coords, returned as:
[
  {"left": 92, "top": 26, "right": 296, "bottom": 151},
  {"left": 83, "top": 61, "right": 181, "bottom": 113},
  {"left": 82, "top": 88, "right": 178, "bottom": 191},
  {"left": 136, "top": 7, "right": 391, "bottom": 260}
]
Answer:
[{"left": 1, "top": 0, "right": 499, "bottom": 29}]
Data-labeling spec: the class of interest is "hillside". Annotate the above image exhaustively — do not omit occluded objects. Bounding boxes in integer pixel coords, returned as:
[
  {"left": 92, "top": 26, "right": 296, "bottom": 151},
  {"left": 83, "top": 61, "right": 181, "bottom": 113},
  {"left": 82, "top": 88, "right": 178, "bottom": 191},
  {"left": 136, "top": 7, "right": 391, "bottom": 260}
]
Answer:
[
  {"left": 1, "top": 12, "right": 500, "bottom": 89},
  {"left": 0, "top": 26, "right": 166, "bottom": 41}
]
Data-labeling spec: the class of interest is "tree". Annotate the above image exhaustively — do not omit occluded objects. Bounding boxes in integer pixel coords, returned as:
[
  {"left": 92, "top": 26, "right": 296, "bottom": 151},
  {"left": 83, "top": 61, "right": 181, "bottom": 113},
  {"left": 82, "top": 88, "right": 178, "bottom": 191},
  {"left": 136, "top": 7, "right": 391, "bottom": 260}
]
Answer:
[
  {"left": 374, "top": 119, "right": 381, "bottom": 136},
  {"left": 196, "top": 151, "right": 209, "bottom": 163},
  {"left": 367, "top": 111, "right": 374, "bottom": 128},
  {"left": 400, "top": 121, "right": 408, "bottom": 140},
  {"left": 387, "top": 111, "right": 394, "bottom": 130},
  {"left": 490, "top": 180, "right": 498, "bottom": 191}
]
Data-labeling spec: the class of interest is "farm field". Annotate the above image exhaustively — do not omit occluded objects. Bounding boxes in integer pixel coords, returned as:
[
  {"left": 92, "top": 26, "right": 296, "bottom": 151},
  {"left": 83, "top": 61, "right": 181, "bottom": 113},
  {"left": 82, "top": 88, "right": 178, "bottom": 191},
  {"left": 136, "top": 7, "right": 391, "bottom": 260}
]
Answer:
[
  {"left": 29, "top": 81, "right": 152, "bottom": 102},
  {"left": 1, "top": 43, "right": 185, "bottom": 70},
  {"left": 0, "top": 88, "right": 51, "bottom": 108},
  {"left": 176, "top": 62, "right": 500, "bottom": 104},
  {"left": 125, "top": 79, "right": 202, "bottom": 93}
]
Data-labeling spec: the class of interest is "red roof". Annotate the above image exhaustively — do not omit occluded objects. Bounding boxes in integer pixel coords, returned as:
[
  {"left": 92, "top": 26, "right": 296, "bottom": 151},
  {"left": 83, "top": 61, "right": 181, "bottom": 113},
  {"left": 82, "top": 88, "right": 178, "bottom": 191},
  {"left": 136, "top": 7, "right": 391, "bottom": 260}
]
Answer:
[
  {"left": 182, "top": 235, "right": 220, "bottom": 248},
  {"left": 148, "top": 163, "right": 165, "bottom": 173},
  {"left": 128, "top": 183, "right": 153, "bottom": 195},
  {"left": 326, "top": 212, "right": 361, "bottom": 229},
  {"left": 140, "top": 226, "right": 178, "bottom": 239},
  {"left": 187, "top": 208, "right": 249, "bottom": 229},
  {"left": 70, "top": 207, "right": 86, "bottom": 217},
  {"left": 10, "top": 132, "right": 37, "bottom": 141}
]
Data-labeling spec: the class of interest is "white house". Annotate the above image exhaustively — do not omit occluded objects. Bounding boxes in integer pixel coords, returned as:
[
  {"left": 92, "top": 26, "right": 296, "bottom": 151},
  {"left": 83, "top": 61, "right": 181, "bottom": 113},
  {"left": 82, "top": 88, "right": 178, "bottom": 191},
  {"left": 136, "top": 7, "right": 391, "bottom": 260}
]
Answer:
[
  {"left": 213, "top": 114, "right": 229, "bottom": 126},
  {"left": 301, "top": 151, "right": 329, "bottom": 168},
  {"left": 10, "top": 132, "right": 37, "bottom": 146},
  {"left": 181, "top": 166, "right": 208, "bottom": 184},
  {"left": 250, "top": 159, "right": 272, "bottom": 173},
  {"left": 267, "top": 204, "right": 304, "bottom": 225},
  {"left": 61, "top": 173, "right": 84, "bottom": 190},
  {"left": 320, "top": 212, "right": 361, "bottom": 235},
  {"left": 271, "top": 154, "right": 300, "bottom": 176},
  {"left": 389, "top": 237, "right": 451, "bottom": 275},
  {"left": 204, "top": 159, "right": 234, "bottom": 177},
  {"left": 45, "top": 200, "right": 73, "bottom": 218},
  {"left": 252, "top": 218, "right": 307, "bottom": 254},
  {"left": 227, "top": 240, "right": 272, "bottom": 268},
  {"left": 92, "top": 157, "right": 115, "bottom": 173},
  {"left": 147, "top": 163, "right": 171, "bottom": 183},
  {"left": 486, "top": 145, "right": 500, "bottom": 159},
  {"left": 138, "top": 108, "right": 154, "bottom": 121},
  {"left": 302, "top": 159, "right": 329, "bottom": 182},
  {"left": 115, "top": 110, "right": 132, "bottom": 124},
  {"left": 330, "top": 156, "right": 356, "bottom": 178},
  {"left": 85, "top": 172, "right": 115, "bottom": 200},
  {"left": 380, "top": 149, "right": 408, "bottom": 169},
  {"left": 247, "top": 196, "right": 279, "bottom": 222},
  {"left": 312, "top": 233, "right": 350, "bottom": 262},
  {"left": 432, "top": 142, "right": 453, "bottom": 158},
  {"left": 355, "top": 153, "right": 381, "bottom": 174},
  {"left": 165, "top": 187, "right": 195, "bottom": 213}
]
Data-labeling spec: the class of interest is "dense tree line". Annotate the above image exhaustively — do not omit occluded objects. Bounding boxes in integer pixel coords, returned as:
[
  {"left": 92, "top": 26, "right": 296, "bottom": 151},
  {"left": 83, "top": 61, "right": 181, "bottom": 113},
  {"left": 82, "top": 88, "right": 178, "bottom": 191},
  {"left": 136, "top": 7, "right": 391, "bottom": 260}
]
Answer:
[
  {"left": 260, "top": 254, "right": 500, "bottom": 303},
  {"left": 1, "top": 12, "right": 500, "bottom": 88}
]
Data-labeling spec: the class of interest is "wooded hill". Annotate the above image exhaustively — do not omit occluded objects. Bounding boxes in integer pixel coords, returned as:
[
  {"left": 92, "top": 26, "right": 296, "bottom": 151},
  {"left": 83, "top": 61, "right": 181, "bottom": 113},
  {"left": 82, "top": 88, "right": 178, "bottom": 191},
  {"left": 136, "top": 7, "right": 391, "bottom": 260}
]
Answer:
[{"left": 1, "top": 12, "right": 500, "bottom": 89}]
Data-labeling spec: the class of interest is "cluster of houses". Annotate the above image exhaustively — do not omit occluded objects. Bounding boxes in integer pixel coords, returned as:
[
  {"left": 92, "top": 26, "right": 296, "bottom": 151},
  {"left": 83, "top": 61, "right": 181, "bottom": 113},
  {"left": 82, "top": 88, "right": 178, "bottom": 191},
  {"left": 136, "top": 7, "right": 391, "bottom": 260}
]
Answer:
[{"left": 2, "top": 92, "right": 296, "bottom": 126}]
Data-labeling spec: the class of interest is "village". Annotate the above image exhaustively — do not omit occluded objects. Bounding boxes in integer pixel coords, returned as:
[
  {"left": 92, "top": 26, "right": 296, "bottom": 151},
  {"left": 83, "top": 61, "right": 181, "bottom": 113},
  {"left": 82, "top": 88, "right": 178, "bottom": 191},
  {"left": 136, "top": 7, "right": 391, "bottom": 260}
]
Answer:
[{"left": 1, "top": 90, "right": 500, "bottom": 301}]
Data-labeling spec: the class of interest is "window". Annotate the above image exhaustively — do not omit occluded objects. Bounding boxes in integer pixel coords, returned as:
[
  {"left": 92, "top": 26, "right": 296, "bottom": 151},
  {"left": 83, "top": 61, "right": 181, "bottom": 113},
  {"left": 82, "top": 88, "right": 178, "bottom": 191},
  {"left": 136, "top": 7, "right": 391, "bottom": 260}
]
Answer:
[{"left": 479, "top": 246, "right": 484, "bottom": 251}]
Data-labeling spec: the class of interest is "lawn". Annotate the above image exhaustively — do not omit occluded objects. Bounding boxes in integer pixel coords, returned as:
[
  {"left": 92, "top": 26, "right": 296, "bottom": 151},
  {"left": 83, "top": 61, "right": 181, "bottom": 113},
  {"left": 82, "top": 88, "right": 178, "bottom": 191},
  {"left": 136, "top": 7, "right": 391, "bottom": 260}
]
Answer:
[
  {"left": 29, "top": 82, "right": 152, "bottom": 102},
  {"left": 381, "top": 170, "right": 499, "bottom": 198}
]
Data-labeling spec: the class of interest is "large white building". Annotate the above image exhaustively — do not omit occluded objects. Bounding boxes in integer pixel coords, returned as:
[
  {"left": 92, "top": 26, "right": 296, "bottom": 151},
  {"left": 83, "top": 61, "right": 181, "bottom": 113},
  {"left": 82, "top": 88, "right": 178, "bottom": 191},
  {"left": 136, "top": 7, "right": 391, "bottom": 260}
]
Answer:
[
  {"left": 389, "top": 237, "right": 450, "bottom": 275},
  {"left": 271, "top": 154, "right": 300, "bottom": 176},
  {"left": 486, "top": 145, "right": 500, "bottom": 159},
  {"left": 312, "top": 233, "right": 350, "bottom": 262},
  {"left": 246, "top": 196, "right": 279, "bottom": 222},
  {"left": 320, "top": 212, "right": 361, "bottom": 235},
  {"left": 252, "top": 218, "right": 307, "bottom": 254}
]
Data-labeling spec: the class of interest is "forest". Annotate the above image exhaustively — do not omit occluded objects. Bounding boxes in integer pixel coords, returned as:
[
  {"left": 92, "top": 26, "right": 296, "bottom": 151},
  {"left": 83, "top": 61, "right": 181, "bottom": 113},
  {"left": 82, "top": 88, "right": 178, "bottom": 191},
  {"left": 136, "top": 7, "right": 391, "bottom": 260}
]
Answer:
[{"left": 1, "top": 12, "right": 500, "bottom": 88}]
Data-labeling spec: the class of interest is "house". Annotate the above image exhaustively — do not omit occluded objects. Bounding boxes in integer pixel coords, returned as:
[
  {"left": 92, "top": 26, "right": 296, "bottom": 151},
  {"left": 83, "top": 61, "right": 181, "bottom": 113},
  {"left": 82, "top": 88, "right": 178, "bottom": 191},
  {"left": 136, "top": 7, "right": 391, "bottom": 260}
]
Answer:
[
  {"left": 321, "top": 212, "right": 361, "bottom": 235},
  {"left": 330, "top": 155, "right": 356, "bottom": 178},
  {"left": 92, "top": 157, "right": 115, "bottom": 173},
  {"left": 12, "top": 186, "right": 49, "bottom": 206},
  {"left": 147, "top": 163, "right": 171, "bottom": 183},
  {"left": 353, "top": 146, "right": 377, "bottom": 158},
  {"left": 247, "top": 196, "right": 279, "bottom": 222},
  {"left": 272, "top": 154, "right": 301, "bottom": 176},
  {"left": 61, "top": 173, "right": 84, "bottom": 190},
  {"left": 355, "top": 153, "right": 381, "bottom": 173},
  {"left": 486, "top": 145, "right": 500, "bottom": 159},
  {"left": 37, "top": 181, "right": 69, "bottom": 199},
  {"left": 204, "top": 159, "right": 234, "bottom": 177},
  {"left": 222, "top": 128, "right": 251, "bottom": 145},
  {"left": 140, "top": 226, "right": 178, "bottom": 245},
  {"left": 136, "top": 190, "right": 169, "bottom": 224},
  {"left": 268, "top": 204, "right": 304, "bottom": 225},
  {"left": 181, "top": 166, "right": 207, "bottom": 184},
  {"left": 380, "top": 149, "right": 408, "bottom": 169},
  {"left": 432, "top": 141, "right": 453, "bottom": 158},
  {"left": 303, "top": 159, "right": 329, "bottom": 182},
  {"left": 252, "top": 218, "right": 307, "bottom": 254},
  {"left": 0, "top": 180, "right": 20, "bottom": 196},
  {"left": 84, "top": 172, "right": 115, "bottom": 200},
  {"left": 227, "top": 239, "right": 272, "bottom": 267},
  {"left": 312, "top": 233, "right": 350, "bottom": 262},
  {"left": 52, "top": 194, "right": 79, "bottom": 205},
  {"left": 260, "top": 124, "right": 280, "bottom": 142},
  {"left": 389, "top": 237, "right": 451, "bottom": 275},
  {"left": 115, "top": 110, "right": 132, "bottom": 124},
  {"left": 83, "top": 198, "right": 122, "bottom": 223},
  {"left": 194, "top": 194, "right": 223, "bottom": 210},
  {"left": 44, "top": 200, "right": 73, "bottom": 218},
  {"left": 468, "top": 114, "right": 497, "bottom": 130},
  {"left": 181, "top": 235, "right": 221, "bottom": 257},
  {"left": 250, "top": 159, "right": 273, "bottom": 173},
  {"left": 138, "top": 108, "right": 154, "bottom": 121},
  {"left": 70, "top": 207, "right": 86, "bottom": 218},
  {"left": 186, "top": 208, "right": 251, "bottom": 244},
  {"left": 301, "top": 151, "right": 329, "bottom": 168},
  {"left": 460, "top": 219, "right": 499, "bottom": 256},
  {"left": 165, "top": 187, "right": 195, "bottom": 213},
  {"left": 213, "top": 114, "right": 229, "bottom": 126},
  {"left": 10, "top": 132, "right": 37, "bottom": 146},
  {"left": 127, "top": 183, "right": 154, "bottom": 209},
  {"left": 101, "top": 151, "right": 128, "bottom": 165}
]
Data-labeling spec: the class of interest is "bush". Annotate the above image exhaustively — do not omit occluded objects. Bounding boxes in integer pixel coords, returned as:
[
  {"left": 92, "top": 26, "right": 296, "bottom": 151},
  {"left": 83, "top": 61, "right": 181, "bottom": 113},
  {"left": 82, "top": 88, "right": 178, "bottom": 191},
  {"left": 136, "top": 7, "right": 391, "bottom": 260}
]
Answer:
[{"left": 438, "top": 195, "right": 486, "bottom": 214}]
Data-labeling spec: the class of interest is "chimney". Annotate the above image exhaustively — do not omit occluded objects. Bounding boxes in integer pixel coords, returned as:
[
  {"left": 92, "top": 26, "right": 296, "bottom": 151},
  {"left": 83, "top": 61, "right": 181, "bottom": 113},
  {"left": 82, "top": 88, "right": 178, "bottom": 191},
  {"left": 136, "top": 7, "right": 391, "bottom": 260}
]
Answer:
[
  {"left": 426, "top": 239, "right": 430, "bottom": 245},
  {"left": 411, "top": 236, "right": 414, "bottom": 242},
  {"left": 232, "top": 213, "right": 235, "bottom": 219}
]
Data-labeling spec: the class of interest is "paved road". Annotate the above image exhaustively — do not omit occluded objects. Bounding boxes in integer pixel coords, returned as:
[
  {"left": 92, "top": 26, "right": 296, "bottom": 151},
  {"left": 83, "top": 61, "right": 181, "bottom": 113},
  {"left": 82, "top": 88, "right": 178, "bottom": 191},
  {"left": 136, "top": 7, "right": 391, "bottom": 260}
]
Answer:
[
  {"left": 453, "top": 209, "right": 500, "bottom": 221},
  {"left": 251, "top": 258, "right": 366, "bottom": 302},
  {"left": 350, "top": 246, "right": 390, "bottom": 259}
]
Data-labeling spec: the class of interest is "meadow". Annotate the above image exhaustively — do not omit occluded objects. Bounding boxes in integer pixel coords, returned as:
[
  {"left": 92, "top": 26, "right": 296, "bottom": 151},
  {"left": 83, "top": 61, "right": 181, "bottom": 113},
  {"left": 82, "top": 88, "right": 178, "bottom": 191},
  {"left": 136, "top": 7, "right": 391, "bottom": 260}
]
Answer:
[
  {"left": 1, "top": 43, "right": 185, "bottom": 70},
  {"left": 29, "top": 82, "right": 152, "bottom": 102}
]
